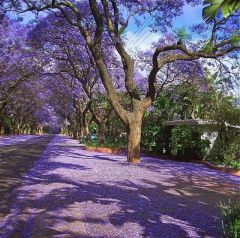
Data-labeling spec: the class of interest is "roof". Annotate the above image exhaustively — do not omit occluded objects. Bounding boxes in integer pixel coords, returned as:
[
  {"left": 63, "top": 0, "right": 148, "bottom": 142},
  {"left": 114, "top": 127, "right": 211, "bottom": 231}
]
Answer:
[
  {"left": 163, "top": 119, "right": 217, "bottom": 126},
  {"left": 164, "top": 119, "right": 240, "bottom": 130}
]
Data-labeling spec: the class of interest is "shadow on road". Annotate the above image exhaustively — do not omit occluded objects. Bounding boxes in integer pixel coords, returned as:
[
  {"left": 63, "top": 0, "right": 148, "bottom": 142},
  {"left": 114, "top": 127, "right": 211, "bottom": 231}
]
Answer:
[
  {"left": 2, "top": 140, "right": 239, "bottom": 238},
  {"left": 0, "top": 135, "right": 53, "bottom": 219}
]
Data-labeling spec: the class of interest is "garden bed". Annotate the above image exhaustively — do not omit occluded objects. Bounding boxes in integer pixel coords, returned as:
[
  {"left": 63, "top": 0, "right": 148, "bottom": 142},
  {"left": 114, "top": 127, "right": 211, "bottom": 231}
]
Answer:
[
  {"left": 144, "top": 152, "right": 240, "bottom": 176},
  {"left": 203, "top": 162, "right": 240, "bottom": 176},
  {"left": 85, "top": 146, "right": 124, "bottom": 154}
]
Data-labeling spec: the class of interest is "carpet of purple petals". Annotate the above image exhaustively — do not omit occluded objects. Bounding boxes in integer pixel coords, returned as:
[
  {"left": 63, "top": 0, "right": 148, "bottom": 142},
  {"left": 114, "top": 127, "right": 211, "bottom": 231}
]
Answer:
[
  {"left": 0, "top": 135, "right": 42, "bottom": 147},
  {"left": 0, "top": 135, "right": 239, "bottom": 238}
]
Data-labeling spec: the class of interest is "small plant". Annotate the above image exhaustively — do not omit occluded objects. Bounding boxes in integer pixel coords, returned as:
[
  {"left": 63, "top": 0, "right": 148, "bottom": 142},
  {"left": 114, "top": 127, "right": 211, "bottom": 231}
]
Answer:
[
  {"left": 222, "top": 142, "right": 240, "bottom": 169},
  {"left": 207, "top": 134, "right": 240, "bottom": 169},
  {"left": 219, "top": 200, "right": 240, "bottom": 238}
]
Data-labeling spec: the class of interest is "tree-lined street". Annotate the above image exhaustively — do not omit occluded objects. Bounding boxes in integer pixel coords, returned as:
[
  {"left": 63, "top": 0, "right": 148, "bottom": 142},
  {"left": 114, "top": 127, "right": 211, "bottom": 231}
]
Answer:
[{"left": 0, "top": 0, "right": 239, "bottom": 237}]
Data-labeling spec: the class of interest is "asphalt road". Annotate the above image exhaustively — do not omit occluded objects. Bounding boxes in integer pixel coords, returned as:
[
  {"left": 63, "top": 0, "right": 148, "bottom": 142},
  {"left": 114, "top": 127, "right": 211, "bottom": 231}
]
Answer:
[{"left": 0, "top": 135, "right": 53, "bottom": 220}]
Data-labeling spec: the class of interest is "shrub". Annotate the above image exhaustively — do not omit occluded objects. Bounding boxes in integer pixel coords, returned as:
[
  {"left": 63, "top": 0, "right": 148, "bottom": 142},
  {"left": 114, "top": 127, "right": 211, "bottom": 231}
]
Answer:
[
  {"left": 141, "top": 124, "right": 170, "bottom": 154},
  {"left": 171, "top": 125, "right": 210, "bottom": 160},
  {"left": 86, "top": 139, "right": 126, "bottom": 149},
  {"left": 207, "top": 129, "right": 240, "bottom": 169},
  {"left": 222, "top": 142, "right": 240, "bottom": 169},
  {"left": 219, "top": 200, "right": 240, "bottom": 238}
]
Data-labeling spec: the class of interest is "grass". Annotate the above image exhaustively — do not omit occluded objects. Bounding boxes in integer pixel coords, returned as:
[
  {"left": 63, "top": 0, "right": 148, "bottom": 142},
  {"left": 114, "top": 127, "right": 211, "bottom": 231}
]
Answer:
[{"left": 219, "top": 200, "right": 240, "bottom": 238}]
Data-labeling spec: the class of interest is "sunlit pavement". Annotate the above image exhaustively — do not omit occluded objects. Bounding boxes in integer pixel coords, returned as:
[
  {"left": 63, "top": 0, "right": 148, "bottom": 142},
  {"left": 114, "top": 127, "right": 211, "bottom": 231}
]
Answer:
[{"left": 0, "top": 135, "right": 239, "bottom": 238}]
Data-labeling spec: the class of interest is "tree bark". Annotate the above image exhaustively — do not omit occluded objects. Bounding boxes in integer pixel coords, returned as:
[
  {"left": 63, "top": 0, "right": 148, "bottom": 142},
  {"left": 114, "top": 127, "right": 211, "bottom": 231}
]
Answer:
[
  {"left": 82, "top": 115, "right": 90, "bottom": 137},
  {"left": 82, "top": 124, "right": 89, "bottom": 137},
  {"left": 98, "top": 121, "right": 105, "bottom": 144},
  {"left": 127, "top": 111, "right": 144, "bottom": 163}
]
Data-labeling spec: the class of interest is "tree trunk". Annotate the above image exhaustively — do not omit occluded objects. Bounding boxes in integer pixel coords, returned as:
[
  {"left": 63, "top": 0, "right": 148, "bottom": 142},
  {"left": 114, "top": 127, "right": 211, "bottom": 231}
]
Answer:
[
  {"left": 73, "top": 131, "right": 78, "bottom": 139},
  {"left": 127, "top": 113, "right": 143, "bottom": 163},
  {"left": 0, "top": 122, "right": 2, "bottom": 135},
  {"left": 98, "top": 121, "right": 105, "bottom": 144},
  {"left": 83, "top": 124, "right": 89, "bottom": 137},
  {"left": 82, "top": 116, "right": 90, "bottom": 137}
]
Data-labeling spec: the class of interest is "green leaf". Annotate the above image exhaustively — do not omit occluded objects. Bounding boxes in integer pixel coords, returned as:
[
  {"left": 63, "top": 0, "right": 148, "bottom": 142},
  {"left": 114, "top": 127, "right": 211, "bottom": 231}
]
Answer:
[
  {"left": 202, "top": 0, "right": 240, "bottom": 23},
  {"left": 222, "top": 2, "right": 231, "bottom": 17},
  {"left": 231, "top": 33, "right": 240, "bottom": 46},
  {"left": 203, "top": 3, "right": 222, "bottom": 23}
]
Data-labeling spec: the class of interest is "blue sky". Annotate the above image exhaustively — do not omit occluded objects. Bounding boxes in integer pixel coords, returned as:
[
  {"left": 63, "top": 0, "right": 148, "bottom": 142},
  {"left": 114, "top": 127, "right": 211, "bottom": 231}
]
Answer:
[
  {"left": 125, "top": 4, "right": 204, "bottom": 51},
  {"left": 127, "top": 4, "right": 203, "bottom": 31},
  {"left": 174, "top": 4, "right": 203, "bottom": 27}
]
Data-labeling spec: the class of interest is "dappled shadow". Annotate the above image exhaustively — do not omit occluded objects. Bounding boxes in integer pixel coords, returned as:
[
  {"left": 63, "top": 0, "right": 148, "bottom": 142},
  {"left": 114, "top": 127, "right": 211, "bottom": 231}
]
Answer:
[
  {"left": 0, "top": 137, "right": 239, "bottom": 238},
  {"left": 4, "top": 173, "right": 239, "bottom": 237},
  {"left": 0, "top": 136, "right": 53, "bottom": 219}
]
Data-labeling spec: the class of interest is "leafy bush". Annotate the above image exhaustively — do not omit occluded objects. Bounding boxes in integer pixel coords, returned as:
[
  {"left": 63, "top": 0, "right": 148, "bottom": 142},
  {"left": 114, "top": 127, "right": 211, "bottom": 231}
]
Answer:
[
  {"left": 219, "top": 200, "right": 240, "bottom": 238},
  {"left": 142, "top": 121, "right": 173, "bottom": 155},
  {"left": 222, "top": 142, "right": 240, "bottom": 169},
  {"left": 207, "top": 129, "right": 240, "bottom": 169},
  {"left": 141, "top": 92, "right": 182, "bottom": 155},
  {"left": 171, "top": 125, "right": 210, "bottom": 160}
]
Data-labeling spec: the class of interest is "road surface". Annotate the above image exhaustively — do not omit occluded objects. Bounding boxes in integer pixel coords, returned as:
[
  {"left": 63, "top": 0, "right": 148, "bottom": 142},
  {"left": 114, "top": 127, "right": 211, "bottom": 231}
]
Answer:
[{"left": 0, "top": 135, "right": 239, "bottom": 238}]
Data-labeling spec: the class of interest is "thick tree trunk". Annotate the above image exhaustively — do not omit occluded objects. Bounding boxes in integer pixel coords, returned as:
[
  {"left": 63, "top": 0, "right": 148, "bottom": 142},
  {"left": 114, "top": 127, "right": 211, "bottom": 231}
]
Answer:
[
  {"left": 98, "top": 121, "right": 105, "bottom": 144},
  {"left": 127, "top": 113, "right": 143, "bottom": 163}
]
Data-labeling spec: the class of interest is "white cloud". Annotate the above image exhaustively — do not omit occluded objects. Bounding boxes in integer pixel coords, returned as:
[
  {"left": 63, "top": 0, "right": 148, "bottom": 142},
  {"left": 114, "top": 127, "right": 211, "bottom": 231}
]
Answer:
[{"left": 125, "top": 29, "right": 161, "bottom": 53}]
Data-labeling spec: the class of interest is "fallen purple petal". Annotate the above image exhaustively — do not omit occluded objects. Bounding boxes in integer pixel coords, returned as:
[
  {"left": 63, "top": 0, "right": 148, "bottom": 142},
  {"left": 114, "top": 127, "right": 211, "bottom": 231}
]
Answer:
[{"left": 0, "top": 135, "right": 239, "bottom": 238}]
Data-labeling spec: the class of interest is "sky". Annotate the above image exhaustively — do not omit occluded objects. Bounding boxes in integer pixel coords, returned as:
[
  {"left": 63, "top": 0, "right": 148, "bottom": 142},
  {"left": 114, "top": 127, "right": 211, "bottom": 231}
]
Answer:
[{"left": 125, "top": 4, "right": 204, "bottom": 52}]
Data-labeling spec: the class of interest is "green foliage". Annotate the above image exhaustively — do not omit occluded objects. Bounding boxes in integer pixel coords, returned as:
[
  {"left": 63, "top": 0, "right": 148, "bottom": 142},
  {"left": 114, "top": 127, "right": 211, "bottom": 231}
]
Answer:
[
  {"left": 205, "top": 90, "right": 240, "bottom": 169},
  {"left": 222, "top": 142, "right": 240, "bottom": 169},
  {"left": 208, "top": 130, "right": 240, "bottom": 169},
  {"left": 89, "top": 121, "right": 97, "bottom": 134},
  {"left": 202, "top": 41, "right": 215, "bottom": 52},
  {"left": 231, "top": 33, "right": 240, "bottom": 46},
  {"left": 174, "top": 27, "right": 192, "bottom": 42},
  {"left": 119, "top": 26, "right": 126, "bottom": 35},
  {"left": 86, "top": 138, "right": 126, "bottom": 149},
  {"left": 141, "top": 94, "right": 179, "bottom": 154},
  {"left": 105, "top": 109, "right": 127, "bottom": 144},
  {"left": 171, "top": 125, "right": 210, "bottom": 159},
  {"left": 203, "top": 0, "right": 240, "bottom": 23},
  {"left": 142, "top": 123, "right": 170, "bottom": 154},
  {"left": 219, "top": 200, "right": 240, "bottom": 238},
  {"left": 141, "top": 124, "right": 160, "bottom": 152},
  {"left": 142, "top": 74, "right": 239, "bottom": 159}
]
